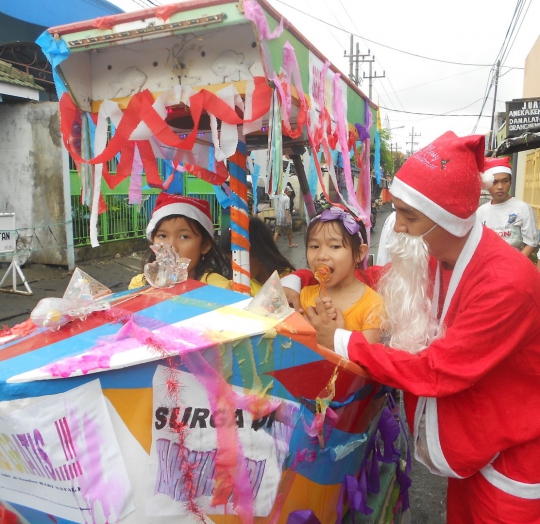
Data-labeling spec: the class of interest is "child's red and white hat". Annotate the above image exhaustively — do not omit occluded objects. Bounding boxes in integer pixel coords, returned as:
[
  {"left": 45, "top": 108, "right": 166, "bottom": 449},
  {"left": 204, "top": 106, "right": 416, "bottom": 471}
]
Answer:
[
  {"left": 146, "top": 193, "right": 214, "bottom": 240},
  {"left": 390, "top": 131, "right": 485, "bottom": 237},
  {"left": 480, "top": 156, "right": 512, "bottom": 189}
]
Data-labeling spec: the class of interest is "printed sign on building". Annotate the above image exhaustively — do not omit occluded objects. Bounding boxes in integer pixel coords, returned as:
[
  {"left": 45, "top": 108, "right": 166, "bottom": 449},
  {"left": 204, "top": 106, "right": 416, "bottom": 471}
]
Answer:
[
  {"left": 506, "top": 97, "right": 540, "bottom": 138},
  {"left": 0, "top": 214, "right": 15, "bottom": 254},
  {"left": 0, "top": 380, "right": 134, "bottom": 523},
  {"left": 146, "top": 365, "right": 299, "bottom": 517}
]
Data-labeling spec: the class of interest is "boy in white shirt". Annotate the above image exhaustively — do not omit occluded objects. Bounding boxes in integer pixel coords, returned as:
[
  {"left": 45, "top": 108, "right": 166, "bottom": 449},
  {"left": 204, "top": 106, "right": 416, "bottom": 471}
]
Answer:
[{"left": 477, "top": 156, "right": 538, "bottom": 257}]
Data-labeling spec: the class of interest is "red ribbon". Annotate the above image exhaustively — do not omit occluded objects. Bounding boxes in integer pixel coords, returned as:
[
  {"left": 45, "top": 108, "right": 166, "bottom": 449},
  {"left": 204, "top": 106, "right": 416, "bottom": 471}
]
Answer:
[
  {"left": 184, "top": 161, "right": 228, "bottom": 186},
  {"left": 60, "top": 77, "right": 272, "bottom": 168}
]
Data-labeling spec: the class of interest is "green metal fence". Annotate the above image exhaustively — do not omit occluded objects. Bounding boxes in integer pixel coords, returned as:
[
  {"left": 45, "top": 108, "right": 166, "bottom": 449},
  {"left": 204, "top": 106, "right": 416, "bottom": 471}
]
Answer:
[
  {"left": 70, "top": 170, "right": 224, "bottom": 246},
  {"left": 71, "top": 193, "right": 158, "bottom": 246}
]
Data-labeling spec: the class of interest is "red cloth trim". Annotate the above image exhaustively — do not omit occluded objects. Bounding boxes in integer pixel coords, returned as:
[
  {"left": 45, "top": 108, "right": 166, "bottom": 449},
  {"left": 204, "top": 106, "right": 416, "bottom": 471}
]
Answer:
[
  {"left": 92, "top": 16, "right": 116, "bottom": 30},
  {"left": 155, "top": 4, "right": 182, "bottom": 20},
  {"left": 59, "top": 78, "right": 271, "bottom": 168}
]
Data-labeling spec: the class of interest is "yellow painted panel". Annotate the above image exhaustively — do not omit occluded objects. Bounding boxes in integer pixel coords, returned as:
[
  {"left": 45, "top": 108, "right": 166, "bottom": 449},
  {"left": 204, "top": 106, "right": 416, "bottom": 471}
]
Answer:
[{"left": 103, "top": 387, "right": 154, "bottom": 453}]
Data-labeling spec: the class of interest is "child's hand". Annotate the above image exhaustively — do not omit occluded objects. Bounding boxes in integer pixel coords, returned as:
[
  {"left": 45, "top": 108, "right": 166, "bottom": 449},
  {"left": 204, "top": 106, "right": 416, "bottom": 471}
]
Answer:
[{"left": 321, "top": 296, "right": 337, "bottom": 320}]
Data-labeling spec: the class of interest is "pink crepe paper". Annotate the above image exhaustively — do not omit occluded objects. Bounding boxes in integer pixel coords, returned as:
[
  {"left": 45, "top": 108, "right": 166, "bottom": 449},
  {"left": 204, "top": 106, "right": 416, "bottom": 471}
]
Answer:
[
  {"left": 41, "top": 317, "right": 218, "bottom": 379},
  {"left": 243, "top": 0, "right": 284, "bottom": 41},
  {"left": 332, "top": 73, "right": 367, "bottom": 220},
  {"left": 128, "top": 144, "right": 143, "bottom": 204},
  {"left": 184, "top": 348, "right": 255, "bottom": 524}
]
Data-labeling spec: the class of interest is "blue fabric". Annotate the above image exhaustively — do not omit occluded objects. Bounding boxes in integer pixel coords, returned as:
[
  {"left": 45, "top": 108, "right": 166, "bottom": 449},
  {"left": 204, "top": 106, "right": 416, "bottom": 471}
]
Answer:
[
  {"left": 5, "top": 0, "right": 122, "bottom": 28},
  {"left": 86, "top": 113, "right": 96, "bottom": 157},
  {"left": 307, "top": 151, "right": 320, "bottom": 198},
  {"left": 35, "top": 31, "right": 70, "bottom": 97},
  {"left": 251, "top": 161, "right": 260, "bottom": 212},
  {"left": 213, "top": 184, "right": 231, "bottom": 209}
]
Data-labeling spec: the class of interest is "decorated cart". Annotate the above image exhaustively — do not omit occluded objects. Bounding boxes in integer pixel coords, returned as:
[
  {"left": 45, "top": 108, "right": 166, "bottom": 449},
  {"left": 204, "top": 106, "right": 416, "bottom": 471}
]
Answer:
[{"left": 0, "top": 1, "right": 408, "bottom": 523}]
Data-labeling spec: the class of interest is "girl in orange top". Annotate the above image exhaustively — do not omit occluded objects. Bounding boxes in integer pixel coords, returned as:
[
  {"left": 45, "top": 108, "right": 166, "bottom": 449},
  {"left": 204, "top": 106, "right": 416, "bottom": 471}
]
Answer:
[{"left": 300, "top": 207, "right": 383, "bottom": 343}]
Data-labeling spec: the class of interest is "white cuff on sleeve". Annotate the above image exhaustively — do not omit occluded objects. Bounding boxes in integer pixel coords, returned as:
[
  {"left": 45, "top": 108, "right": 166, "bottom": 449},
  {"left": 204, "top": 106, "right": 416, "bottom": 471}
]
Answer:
[
  {"left": 280, "top": 274, "right": 301, "bottom": 293},
  {"left": 334, "top": 329, "right": 352, "bottom": 359}
]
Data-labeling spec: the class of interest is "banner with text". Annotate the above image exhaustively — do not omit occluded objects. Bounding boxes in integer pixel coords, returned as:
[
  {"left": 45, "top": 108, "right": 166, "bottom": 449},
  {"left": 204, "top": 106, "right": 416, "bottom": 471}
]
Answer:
[
  {"left": 0, "top": 380, "right": 134, "bottom": 523},
  {"left": 146, "top": 366, "right": 298, "bottom": 517}
]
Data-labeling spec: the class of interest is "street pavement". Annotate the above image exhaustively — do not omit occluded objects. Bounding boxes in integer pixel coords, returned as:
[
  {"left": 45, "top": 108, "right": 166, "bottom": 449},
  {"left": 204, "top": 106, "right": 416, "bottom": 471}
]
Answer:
[{"left": 0, "top": 202, "right": 446, "bottom": 522}]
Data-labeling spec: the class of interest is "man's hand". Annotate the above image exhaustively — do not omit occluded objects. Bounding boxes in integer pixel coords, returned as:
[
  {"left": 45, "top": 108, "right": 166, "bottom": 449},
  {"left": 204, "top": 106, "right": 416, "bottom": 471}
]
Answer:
[
  {"left": 305, "top": 297, "right": 345, "bottom": 350},
  {"left": 284, "top": 287, "right": 303, "bottom": 313}
]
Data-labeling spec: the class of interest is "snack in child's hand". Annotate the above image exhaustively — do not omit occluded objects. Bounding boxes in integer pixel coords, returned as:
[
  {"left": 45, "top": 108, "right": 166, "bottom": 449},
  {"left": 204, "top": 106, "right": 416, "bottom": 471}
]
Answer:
[{"left": 314, "top": 263, "right": 333, "bottom": 296}]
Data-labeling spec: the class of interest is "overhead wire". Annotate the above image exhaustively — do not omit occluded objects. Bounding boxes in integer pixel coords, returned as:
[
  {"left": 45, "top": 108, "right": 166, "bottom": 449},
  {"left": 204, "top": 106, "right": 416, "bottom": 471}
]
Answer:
[
  {"left": 127, "top": 0, "right": 150, "bottom": 10},
  {"left": 498, "top": 0, "right": 526, "bottom": 65},
  {"left": 272, "top": 0, "right": 523, "bottom": 69},
  {"left": 472, "top": 0, "right": 528, "bottom": 133},
  {"left": 501, "top": 0, "right": 532, "bottom": 65},
  {"left": 333, "top": 0, "right": 405, "bottom": 111}
]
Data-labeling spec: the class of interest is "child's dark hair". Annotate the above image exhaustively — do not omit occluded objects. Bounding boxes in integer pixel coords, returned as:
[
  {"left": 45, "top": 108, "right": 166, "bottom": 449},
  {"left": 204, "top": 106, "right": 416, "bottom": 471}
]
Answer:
[
  {"left": 220, "top": 216, "right": 296, "bottom": 275},
  {"left": 305, "top": 211, "right": 368, "bottom": 265},
  {"left": 143, "top": 214, "right": 231, "bottom": 280}
]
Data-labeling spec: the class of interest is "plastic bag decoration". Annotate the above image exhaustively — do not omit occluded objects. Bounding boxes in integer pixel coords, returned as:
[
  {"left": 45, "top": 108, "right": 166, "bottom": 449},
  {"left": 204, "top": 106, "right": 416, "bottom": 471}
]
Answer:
[
  {"left": 144, "top": 244, "right": 190, "bottom": 288},
  {"left": 245, "top": 270, "right": 293, "bottom": 319},
  {"left": 31, "top": 297, "right": 110, "bottom": 331}
]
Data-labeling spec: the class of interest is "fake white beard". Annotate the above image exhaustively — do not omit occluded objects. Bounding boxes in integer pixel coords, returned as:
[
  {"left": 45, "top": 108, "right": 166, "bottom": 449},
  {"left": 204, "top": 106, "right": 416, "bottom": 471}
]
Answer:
[{"left": 378, "top": 230, "right": 442, "bottom": 354}]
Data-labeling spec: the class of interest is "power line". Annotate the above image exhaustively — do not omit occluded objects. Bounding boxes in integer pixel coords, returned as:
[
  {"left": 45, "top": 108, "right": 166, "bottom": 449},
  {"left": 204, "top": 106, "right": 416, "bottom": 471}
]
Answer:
[
  {"left": 498, "top": 0, "right": 526, "bottom": 65},
  {"left": 392, "top": 67, "right": 485, "bottom": 94},
  {"left": 273, "top": 0, "right": 524, "bottom": 69},
  {"left": 333, "top": 0, "right": 405, "bottom": 110},
  {"left": 380, "top": 107, "right": 491, "bottom": 118},
  {"left": 501, "top": 0, "right": 532, "bottom": 65}
]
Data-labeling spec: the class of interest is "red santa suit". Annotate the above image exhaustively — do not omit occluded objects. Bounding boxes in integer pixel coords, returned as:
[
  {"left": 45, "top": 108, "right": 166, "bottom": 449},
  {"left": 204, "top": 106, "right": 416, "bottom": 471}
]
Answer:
[
  {"left": 286, "top": 133, "right": 540, "bottom": 522},
  {"left": 334, "top": 221, "right": 540, "bottom": 523}
]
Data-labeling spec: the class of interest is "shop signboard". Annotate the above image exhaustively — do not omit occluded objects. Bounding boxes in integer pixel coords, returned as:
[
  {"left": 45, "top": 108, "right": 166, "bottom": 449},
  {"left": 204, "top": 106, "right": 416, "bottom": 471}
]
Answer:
[{"left": 506, "top": 97, "right": 540, "bottom": 138}]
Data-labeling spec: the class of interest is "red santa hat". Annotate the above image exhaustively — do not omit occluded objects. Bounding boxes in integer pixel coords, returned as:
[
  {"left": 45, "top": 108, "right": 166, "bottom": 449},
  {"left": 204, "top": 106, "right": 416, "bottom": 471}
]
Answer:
[
  {"left": 390, "top": 131, "right": 485, "bottom": 237},
  {"left": 146, "top": 193, "right": 214, "bottom": 240},
  {"left": 480, "top": 156, "right": 512, "bottom": 189}
]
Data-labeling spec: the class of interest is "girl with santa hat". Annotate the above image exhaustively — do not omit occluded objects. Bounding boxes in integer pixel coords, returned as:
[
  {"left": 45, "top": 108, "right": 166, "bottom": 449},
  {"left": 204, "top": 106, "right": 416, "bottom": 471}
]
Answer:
[{"left": 129, "top": 193, "right": 231, "bottom": 290}]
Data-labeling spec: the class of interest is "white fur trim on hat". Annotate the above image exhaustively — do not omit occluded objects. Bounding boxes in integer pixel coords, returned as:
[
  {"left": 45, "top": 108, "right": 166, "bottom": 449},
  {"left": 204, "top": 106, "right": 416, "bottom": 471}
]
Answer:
[
  {"left": 146, "top": 203, "right": 215, "bottom": 240},
  {"left": 390, "top": 177, "right": 476, "bottom": 237},
  {"left": 480, "top": 166, "right": 512, "bottom": 189}
]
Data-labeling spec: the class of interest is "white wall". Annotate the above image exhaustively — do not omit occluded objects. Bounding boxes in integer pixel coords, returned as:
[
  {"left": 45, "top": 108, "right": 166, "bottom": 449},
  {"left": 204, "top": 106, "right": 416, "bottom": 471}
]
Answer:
[{"left": 0, "top": 102, "right": 70, "bottom": 265}]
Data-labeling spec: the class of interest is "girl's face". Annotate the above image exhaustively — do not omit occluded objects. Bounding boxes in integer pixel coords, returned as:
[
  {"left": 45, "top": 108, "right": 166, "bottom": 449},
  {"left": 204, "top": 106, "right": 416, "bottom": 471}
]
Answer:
[
  {"left": 306, "top": 221, "right": 367, "bottom": 289},
  {"left": 152, "top": 217, "right": 211, "bottom": 278}
]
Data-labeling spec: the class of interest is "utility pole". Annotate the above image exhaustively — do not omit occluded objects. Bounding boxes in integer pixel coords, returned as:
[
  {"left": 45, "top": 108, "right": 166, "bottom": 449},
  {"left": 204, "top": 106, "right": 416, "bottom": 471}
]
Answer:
[
  {"left": 343, "top": 34, "right": 371, "bottom": 87},
  {"left": 407, "top": 127, "right": 421, "bottom": 155},
  {"left": 489, "top": 60, "right": 501, "bottom": 151},
  {"left": 363, "top": 59, "right": 385, "bottom": 100},
  {"left": 390, "top": 142, "right": 401, "bottom": 175}
]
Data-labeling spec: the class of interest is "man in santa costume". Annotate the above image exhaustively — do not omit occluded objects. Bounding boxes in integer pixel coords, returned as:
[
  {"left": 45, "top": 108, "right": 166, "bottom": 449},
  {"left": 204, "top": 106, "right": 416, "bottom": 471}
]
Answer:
[
  {"left": 477, "top": 156, "right": 538, "bottom": 257},
  {"left": 286, "top": 132, "right": 540, "bottom": 522}
]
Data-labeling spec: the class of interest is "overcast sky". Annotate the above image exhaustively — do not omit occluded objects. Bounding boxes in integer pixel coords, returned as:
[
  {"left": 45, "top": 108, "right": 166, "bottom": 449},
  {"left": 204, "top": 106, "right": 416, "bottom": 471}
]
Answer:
[{"left": 109, "top": 0, "right": 539, "bottom": 151}]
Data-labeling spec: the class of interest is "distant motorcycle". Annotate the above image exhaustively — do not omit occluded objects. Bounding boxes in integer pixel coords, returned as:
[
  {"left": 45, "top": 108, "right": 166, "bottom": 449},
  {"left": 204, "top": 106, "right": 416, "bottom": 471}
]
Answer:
[{"left": 314, "top": 193, "right": 331, "bottom": 215}]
